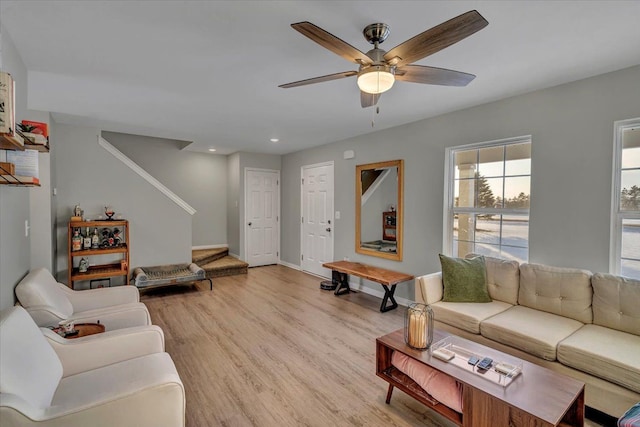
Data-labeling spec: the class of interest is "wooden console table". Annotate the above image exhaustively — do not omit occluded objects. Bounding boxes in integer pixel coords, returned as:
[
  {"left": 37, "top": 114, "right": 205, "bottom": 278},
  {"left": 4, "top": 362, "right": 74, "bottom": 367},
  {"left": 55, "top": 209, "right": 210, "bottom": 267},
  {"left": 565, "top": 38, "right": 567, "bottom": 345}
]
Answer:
[
  {"left": 376, "top": 329, "right": 585, "bottom": 427},
  {"left": 322, "top": 260, "right": 414, "bottom": 312}
]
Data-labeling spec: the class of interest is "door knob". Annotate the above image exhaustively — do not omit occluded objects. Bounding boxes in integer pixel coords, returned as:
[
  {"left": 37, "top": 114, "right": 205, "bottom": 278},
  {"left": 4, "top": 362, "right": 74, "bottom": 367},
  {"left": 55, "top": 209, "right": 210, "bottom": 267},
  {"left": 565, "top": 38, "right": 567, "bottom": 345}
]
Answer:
[
  {"left": 248, "top": 222, "right": 252, "bottom": 226},
  {"left": 326, "top": 227, "right": 331, "bottom": 232}
]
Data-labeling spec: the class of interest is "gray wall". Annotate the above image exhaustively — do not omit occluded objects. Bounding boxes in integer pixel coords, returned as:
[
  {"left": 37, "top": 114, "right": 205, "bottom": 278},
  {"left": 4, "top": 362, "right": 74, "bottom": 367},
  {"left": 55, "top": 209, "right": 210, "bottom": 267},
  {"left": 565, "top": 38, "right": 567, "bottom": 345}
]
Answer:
[
  {"left": 226, "top": 153, "right": 240, "bottom": 256},
  {"left": 53, "top": 124, "right": 192, "bottom": 287},
  {"left": 282, "top": 65, "right": 640, "bottom": 301},
  {"left": 104, "top": 131, "right": 227, "bottom": 247},
  {"left": 0, "top": 27, "right": 30, "bottom": 309}
]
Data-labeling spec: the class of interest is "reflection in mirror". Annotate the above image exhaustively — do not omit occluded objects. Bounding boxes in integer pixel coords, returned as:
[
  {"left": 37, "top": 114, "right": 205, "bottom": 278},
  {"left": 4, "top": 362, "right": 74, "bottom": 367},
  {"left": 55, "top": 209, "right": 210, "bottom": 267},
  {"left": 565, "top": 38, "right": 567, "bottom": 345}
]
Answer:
[{"left": 356, "top": 160, "right": 403, "bottom": 261}]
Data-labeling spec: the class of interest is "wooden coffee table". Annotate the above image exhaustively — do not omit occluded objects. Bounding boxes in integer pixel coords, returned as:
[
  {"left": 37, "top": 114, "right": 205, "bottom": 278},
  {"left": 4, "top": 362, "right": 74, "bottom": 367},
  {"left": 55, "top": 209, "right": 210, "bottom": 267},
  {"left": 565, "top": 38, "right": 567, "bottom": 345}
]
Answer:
[
  {"left": 376, "top": 329, "right": 584, "bottom": 427},
  {"left": 53, "top": 323, "right": 105, "bottom": 339},
  {"left": 322, "top": 260, "right": 414, "bottom": 312}
]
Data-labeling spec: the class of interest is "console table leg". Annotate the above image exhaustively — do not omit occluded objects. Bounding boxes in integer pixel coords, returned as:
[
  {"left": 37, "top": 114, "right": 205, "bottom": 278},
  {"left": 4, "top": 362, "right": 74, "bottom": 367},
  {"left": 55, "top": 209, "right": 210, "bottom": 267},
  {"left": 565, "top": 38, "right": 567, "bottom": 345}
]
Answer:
[
  {"left": 385, "top": 384, "right": 394, "bottom": 404},
  {"left": 334, "top": 272, "right": 351, "bottom": 295},
  {"left": 380, "top": 284, "right": 398, "bottom": 312}
]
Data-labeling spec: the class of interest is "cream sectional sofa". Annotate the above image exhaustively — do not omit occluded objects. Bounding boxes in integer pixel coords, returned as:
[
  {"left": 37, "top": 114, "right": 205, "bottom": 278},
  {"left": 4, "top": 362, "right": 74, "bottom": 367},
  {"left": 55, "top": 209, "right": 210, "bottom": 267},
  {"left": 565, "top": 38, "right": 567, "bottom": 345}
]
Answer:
[{"left": 415, "top": 256, "right": 640, "bottom": 418}]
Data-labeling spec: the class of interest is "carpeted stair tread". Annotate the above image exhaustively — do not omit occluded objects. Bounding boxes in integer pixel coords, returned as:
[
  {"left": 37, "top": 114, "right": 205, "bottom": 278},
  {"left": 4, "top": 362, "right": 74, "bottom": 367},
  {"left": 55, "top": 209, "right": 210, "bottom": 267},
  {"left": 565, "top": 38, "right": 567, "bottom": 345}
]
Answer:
[
  {"left": 192, "top": 248, "right": 228, "bottom": 265},
  {"left": 200, "top": 256, "right": 248, "bottom": 278}
]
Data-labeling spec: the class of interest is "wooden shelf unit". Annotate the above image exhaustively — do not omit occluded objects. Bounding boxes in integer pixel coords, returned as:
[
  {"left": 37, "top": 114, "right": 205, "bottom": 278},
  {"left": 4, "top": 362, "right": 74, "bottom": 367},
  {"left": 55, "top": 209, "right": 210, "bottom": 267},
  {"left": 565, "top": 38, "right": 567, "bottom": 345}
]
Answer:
[
  {"left": 67, "top": 220, "right": 130, "bottom": 289},
  {"left": 382, "top": 211, "right": 397, "bottom": 241}
]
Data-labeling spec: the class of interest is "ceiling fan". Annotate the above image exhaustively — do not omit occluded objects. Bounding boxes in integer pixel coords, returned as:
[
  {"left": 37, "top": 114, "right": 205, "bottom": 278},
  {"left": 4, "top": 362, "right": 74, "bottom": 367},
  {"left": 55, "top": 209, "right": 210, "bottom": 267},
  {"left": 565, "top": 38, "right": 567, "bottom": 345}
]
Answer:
[{"left": 279, "top": 10, "right": 488, "bottom": 108}]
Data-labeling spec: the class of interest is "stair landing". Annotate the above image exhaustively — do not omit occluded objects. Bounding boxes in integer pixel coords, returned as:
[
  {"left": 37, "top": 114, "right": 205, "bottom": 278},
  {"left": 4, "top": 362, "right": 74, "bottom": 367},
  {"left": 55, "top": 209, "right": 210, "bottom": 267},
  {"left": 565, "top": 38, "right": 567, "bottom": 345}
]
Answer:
[{"left": 192, "top": 248, "right": 248, "bottom": 279}]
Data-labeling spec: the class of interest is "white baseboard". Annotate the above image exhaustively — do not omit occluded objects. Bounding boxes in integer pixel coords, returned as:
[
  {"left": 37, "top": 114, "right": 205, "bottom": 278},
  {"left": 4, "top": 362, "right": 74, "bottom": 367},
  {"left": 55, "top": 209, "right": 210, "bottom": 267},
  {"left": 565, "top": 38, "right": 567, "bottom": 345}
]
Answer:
[
  {"left": 228, "top": 252, "right": 240, "bottom": 259},
  {"left": 192, "top": 244, "right": 229, "bottom": 250},
  {"left": 278, "top": 260, "right": 301, "bottom": 270}
]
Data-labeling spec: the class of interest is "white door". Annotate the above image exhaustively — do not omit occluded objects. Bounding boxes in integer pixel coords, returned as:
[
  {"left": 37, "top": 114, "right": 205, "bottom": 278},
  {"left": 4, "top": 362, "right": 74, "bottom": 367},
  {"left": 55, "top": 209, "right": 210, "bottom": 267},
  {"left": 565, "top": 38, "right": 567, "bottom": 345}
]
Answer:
[
  {"left": 246, "top": 169, "right": 279, "bottom": 267},
  {"left": 301, "top": 162, "right": 334, "bottom": 277}
]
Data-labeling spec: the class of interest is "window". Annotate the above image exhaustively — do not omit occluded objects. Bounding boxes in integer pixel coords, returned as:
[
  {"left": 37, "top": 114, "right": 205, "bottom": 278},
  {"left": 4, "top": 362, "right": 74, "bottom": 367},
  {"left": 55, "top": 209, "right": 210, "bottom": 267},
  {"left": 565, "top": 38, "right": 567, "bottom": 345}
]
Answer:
[
  {"left": 611, "top": 118, "right": 640, "bottom": 278},
  {"left": 444, "top": 136, "right": 532, "bottom": 262}
]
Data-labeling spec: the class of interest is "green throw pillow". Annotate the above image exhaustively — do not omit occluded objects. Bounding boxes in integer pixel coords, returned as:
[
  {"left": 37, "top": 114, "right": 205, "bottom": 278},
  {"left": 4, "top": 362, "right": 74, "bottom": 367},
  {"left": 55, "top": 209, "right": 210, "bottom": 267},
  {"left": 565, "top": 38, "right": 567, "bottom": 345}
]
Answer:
[{"left": 439, "top": 254, "right": 491, "bottom": 303}]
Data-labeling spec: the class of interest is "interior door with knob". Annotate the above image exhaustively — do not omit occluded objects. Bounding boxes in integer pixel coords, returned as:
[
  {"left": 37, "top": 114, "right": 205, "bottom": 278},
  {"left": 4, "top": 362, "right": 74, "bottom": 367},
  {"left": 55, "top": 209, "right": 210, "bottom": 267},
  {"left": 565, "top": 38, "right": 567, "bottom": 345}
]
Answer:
[
  {"left": 301, "top": 162, "right": 334, "bottom": 277},
  {"left": 245, "top": 169, "right": 279, "bottom": 267}
]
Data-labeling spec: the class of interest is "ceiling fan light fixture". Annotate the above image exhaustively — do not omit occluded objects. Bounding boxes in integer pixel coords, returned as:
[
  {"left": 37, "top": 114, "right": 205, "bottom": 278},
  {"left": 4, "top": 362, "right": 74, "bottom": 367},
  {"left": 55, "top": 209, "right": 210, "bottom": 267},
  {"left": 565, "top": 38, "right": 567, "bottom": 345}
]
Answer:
[{"left": 357, "top": 65, "right": 395, "bottom": 94}]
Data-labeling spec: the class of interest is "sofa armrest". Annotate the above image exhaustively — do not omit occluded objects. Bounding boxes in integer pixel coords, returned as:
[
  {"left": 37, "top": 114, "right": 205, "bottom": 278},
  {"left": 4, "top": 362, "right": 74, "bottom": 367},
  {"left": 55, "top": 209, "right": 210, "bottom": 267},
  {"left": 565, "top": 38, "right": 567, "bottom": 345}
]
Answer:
[
  {"left": 63, "top": 284, "right": 140, "bottom": 312},
  {"left": 415, "top": 272, "right": 444, "bottom": 305},
  {"left": 42, "top": 325, "right": 165, "bottom": 377}
]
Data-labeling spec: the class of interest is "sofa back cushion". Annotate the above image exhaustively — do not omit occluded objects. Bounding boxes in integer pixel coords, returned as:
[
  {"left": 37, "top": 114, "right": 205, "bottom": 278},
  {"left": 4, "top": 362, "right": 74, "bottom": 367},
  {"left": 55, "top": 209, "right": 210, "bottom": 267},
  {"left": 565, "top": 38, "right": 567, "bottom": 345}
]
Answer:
[
  {"left": 0, "top": 306, "right": 62, "bottom": 409},
  {"left": 15, "top": 268, "right": 73, "bottom": 318},
  {"left": 466, "top": 254, "right": 520, "bottom": 305},
  {"left": 518, "top": 263, "right": 593, "bottom": 323},
  {"left": 592, "top": 273, "right": 640, "bottom": 335}
]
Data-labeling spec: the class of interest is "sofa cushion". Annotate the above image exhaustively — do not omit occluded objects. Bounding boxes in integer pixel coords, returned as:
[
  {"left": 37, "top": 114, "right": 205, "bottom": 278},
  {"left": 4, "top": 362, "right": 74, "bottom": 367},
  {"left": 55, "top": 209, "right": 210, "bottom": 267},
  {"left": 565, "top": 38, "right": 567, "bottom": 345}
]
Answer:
[
  {"left": 518, "top": 263, "right": 593, "bottom": 324},
  {"left": 558, "top": 324, "right": 640, "bottom": 394},
  {"left": 0, "top": 307, "right": 63, "bottom": 409},
  {"left": 431, "top": 300, "right": 513, "bottom": 334},
  {"left": 467, "top": 254, "right": 520, "bottom": 304},
  {"left": 592, "top": 273, "right": 640, "bottom": 336},
  {"left": 15, "top": 268, "right": 74, "bottom": 318},
  {"left": 480, "top": 305, "right": 584, "bottom": 361},
  {"left": 439, "top": 254, "right": 491, "bottom": 303}
]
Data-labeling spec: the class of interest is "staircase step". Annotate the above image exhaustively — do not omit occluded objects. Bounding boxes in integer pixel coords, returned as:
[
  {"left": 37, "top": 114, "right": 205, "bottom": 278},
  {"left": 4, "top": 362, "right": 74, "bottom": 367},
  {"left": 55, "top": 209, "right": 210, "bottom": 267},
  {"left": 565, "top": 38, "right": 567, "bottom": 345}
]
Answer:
[
  {"left": 192, "top": 247, "right": 228, "bottom": 265},
  {"left": 200, "top": 256, "right": 248, "bottom": 279}
]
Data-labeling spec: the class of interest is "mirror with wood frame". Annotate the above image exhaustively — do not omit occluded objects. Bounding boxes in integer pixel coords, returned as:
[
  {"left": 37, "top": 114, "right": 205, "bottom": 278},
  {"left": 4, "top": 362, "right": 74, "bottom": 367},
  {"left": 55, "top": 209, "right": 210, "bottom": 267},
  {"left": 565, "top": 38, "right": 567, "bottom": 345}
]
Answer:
[{"left": 356, "top": 159, "right": 404, "bottom": 261}]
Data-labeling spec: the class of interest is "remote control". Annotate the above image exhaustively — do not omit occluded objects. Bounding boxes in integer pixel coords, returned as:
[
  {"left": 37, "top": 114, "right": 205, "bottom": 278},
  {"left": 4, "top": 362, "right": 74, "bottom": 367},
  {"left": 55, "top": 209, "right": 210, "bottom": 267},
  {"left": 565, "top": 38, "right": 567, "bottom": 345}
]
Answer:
[
  {"left": 432, "top": 348, "right": 455, "bottom": 361},
  {"left": 477, "top": 357, "right": 493, "bottom": 370},
  {"left": 468, "top": 356, "right": 480, "bottom": 366}
]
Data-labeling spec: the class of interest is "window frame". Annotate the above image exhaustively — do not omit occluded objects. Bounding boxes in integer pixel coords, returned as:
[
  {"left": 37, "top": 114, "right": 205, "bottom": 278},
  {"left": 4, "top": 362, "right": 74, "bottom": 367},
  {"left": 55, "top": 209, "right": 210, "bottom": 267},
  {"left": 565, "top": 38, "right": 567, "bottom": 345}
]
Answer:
[
  {"left": 443, "top": 135, "right": 532, "bottom": 259},
  {"left": 609, "top": 117, "right": 640, "bottom": 276}
]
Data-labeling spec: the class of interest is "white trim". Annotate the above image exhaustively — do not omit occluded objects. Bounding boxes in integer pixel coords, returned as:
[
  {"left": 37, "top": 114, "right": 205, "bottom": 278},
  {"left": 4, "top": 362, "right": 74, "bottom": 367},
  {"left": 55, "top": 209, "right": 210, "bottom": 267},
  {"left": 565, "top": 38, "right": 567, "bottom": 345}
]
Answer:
[
  {"left": 244, "top": 167, "right": 280, "bottom": 265},
  {"left": 192, "top": 244, "right": 228, "bottom": 250},
  {"left": 98, "top": 136, "right": 196, "bottom": 215},
  {"left": 610, "top": 117, "right": 640, "bottom": 275},
  {"left": 229, "top": 252, "right": 240, "bottom": 259},
  {"left": 300, "top": 161, "right": 335, "bottom": 276},
  {"left": 278, "top": 260, "right": 301, "bottom": 270}
]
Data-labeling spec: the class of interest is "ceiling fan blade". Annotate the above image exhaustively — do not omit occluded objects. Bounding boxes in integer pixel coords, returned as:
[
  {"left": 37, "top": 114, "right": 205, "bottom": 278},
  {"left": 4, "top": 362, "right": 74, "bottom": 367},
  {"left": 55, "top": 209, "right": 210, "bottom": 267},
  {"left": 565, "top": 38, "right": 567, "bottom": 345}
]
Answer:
[
  {"left": 361, "top": 91, "right": 380, "bottom": 108},
  {"left": 383, "top": 10, "right": 488, "bottom": 67},
  {"left": 279, "top": 71, "right": 358, "bottom": 88},
  {"left": 291, "top": 22, "right": 373, "bottom": 65},
  {"left": 395, "top": 65, "right": 475, "bottom": 86}
]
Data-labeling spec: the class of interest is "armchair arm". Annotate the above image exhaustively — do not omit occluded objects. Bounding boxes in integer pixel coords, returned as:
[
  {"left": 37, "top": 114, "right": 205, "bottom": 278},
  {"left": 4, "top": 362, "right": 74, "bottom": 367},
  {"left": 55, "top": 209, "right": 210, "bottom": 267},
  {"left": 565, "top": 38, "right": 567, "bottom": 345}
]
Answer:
[
  {"left": 62, "top": 284, "right": 140, "bottom": 312},
  {"left": 23, "top": 305, "right": 66, "bottom": 327},
  {"left": 415, "top": 272, "right": 443, "bottom": 305},
  {"left": 42, "top": 325, "right": 165, "bottom": 377}
]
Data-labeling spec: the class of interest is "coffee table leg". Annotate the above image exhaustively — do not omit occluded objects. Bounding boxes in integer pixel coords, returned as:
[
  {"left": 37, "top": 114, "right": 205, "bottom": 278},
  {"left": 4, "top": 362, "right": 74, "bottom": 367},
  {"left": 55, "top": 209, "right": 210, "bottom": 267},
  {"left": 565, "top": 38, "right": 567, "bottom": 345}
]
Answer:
[
  {"left": 385, "top": 384, "right": 394, "bottom": 404},
  {"left": 380, "top": 285, "right": 398, "bottom": 312},
  {"left": 334, "top": 272, "right": 351, "bottom": 296}
]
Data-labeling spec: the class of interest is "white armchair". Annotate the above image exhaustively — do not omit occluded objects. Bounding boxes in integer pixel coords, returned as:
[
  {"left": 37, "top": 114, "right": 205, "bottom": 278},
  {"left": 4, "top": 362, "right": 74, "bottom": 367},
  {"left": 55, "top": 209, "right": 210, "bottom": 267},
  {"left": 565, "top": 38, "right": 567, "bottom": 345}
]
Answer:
[
  {"left": 15, "top": 268, "right": 151, "bottom": 330},
  {"left": 0, "top": 306, "right": 185, "bottom": 427}
]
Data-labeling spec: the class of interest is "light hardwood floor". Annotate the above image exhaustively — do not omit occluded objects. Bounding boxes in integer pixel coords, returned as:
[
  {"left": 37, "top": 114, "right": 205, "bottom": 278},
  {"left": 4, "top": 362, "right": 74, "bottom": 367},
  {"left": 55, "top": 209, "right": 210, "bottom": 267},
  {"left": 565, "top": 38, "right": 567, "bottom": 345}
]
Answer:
[{"left": 141, "top": 265, "right": 608, "bottom": 427}]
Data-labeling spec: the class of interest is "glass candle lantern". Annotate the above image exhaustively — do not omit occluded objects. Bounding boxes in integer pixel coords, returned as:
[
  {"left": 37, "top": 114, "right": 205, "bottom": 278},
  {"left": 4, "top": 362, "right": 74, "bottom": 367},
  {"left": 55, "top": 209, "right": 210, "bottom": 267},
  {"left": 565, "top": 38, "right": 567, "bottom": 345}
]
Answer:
[{"left": 404, "top": 303, "right": 434, "bottom": 350}]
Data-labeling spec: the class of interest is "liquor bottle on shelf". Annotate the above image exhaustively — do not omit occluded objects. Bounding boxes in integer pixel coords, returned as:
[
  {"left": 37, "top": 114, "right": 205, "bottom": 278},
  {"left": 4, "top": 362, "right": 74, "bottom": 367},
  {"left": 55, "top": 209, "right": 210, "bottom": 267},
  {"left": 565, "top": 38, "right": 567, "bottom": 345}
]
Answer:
[
  {"left": 91, "top": 228, "right": 100, "bottom": 249},
  {"left": 83, "top": 227, "right": 92, "bottom": 250},
  {"left": 71, "top": 229, "right": 82, "bottom": 251}
]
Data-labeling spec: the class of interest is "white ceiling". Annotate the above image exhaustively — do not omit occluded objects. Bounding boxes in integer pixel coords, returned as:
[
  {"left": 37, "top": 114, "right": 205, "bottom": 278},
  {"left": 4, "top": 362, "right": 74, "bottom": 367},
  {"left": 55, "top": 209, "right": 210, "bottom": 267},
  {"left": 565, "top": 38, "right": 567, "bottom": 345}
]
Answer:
[{"left": 1, "top": 1, "right": 639, "bottom": 155}]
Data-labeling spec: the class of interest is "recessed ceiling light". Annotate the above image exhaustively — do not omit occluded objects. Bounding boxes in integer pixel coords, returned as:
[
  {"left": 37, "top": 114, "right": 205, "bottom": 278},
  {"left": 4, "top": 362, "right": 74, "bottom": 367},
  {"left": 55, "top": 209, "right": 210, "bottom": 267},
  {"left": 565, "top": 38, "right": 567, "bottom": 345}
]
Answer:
[
  {"left": 208, "top": 148, "right": 216, "bottom": 152},
  {"left": 270, "top": 138, "right": 279, "bottom": 143}
]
